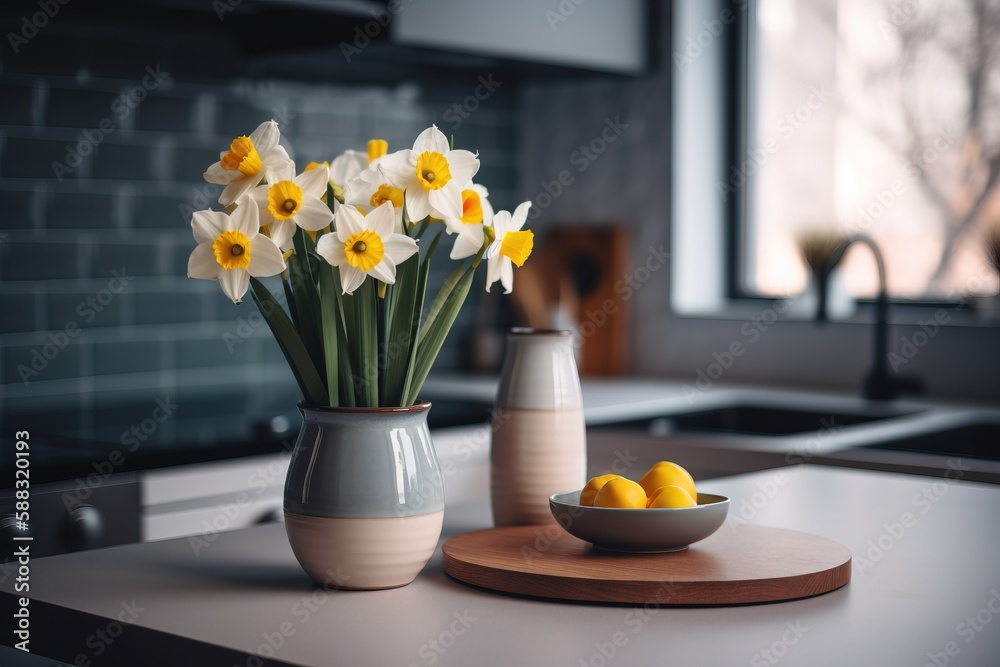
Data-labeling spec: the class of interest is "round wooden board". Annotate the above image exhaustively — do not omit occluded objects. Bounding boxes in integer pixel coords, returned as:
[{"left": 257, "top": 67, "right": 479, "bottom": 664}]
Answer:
[{"left": 442, "top": 524, "right": 851, "bottom": 605}]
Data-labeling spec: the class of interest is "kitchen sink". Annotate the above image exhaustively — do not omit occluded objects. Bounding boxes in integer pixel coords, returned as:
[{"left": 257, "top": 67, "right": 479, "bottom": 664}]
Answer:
[
  {"left": 595, "top": 404, "right": 918, "bottom": 437},
  {"left": 425, "top": 399, "right": 494, "bottom": 429},
  {"left": 859, "top": 422, "right": 1000, "bottom": 461}
]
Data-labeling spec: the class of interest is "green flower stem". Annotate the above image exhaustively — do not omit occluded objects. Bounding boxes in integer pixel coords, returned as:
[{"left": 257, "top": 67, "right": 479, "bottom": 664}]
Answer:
[
  {"left": 402, "top": 262, "right": 474, "bottom": 407},
  {"left": 413, "top": 218, "right": 430, "bottom": 240},
  {"left": 249, "top": 277, "right": 327, "bottom": 406},
  {"left": 471, "top": 239, "right": 489, "bottom": 269},
  {"left": 318, "top": 264, "right": 340, "bottom": 407}
]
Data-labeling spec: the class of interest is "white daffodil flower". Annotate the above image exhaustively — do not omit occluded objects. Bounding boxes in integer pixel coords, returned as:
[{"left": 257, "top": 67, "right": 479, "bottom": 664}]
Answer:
[
  {"left": 187, "top": 198, "right": 286, "bottom": 305},
  {"left": 366, "top": 139, "right": 388, "bottom": 166},
  {"left": 343, "top": 167, "right": 406, "bottom": 233},
  {"left": 486, "top": 201, "right": 534, "bottom": 294},
  {"left": 444, "top": 184, "right": 494, "bottom": 260},
  {"left": 250, "top": 163, "right": 334, "bottom": 250},
  {"left": 330, "top": 150, "right": 368, "bottom": 190},
  {"left": 315, "top": 201, "right": 418, "bottom": 295},
  {"left": 377, "top": 125, "right": 479, "bottom": 223},
  {"left": 204, "top": 121, "right": 293, "bottom": 206}
]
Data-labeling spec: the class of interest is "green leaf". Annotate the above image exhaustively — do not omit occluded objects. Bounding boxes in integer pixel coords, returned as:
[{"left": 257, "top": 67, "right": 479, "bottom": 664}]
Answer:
[
  {"left": 326, "top": 182, "right": 339, "bottom": 214},
  {"left": 288, "top": 230, "right": 325, "bottom": 377},
  {"left": 317, "top": 263, "right": 340, "bottom": 407},
  {"left": 330, "top": 270, "right": 356, "bottom": 407},
  {"left": 342, "top": 277, "right": 379, "bottom": 407},
  {"left": 399, "top": 232, "right": 439, "bottom": 404},
  {"left": 281, "top": 274, "right": 299, "bottom": 329},
  {"left": 416, "top": 261, "right": 466, "bottom": 350},
  {"left": 423, "top": 228, "right": 444, "bottom": 266},
  {"left": 402, "top": 264, "right": 475, "bottom": 407},
  {"left": 376, "top": 280, "right": 388, "bottom": 403},
  {"left": 249, "top": 277, "right": 327, "bottom": 406},
  {"left": 381, "top": 255, "right": 420, "bottom": 406}
]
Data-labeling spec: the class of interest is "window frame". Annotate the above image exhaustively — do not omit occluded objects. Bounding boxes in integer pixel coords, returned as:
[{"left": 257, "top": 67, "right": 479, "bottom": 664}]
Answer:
[
  {"left": 713, "top": 0, "right": 988, "bottom": 317},
  {"left": 630, "top": 0, "right": 999, "bottom": 404}
]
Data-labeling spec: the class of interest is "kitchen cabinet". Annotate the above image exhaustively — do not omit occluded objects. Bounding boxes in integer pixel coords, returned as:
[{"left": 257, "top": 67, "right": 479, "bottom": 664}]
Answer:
[
  {"left": 393, "top": 0, "right": 649, "bottom": 75},
  {"left": 3, "top": 465, "right": 999, "bottom": 665}
]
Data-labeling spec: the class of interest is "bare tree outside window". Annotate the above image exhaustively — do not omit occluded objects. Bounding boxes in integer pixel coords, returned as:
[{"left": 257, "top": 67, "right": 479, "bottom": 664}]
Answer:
[{"left": 749, "top": 0, "right": 1000, "bottom": 301}]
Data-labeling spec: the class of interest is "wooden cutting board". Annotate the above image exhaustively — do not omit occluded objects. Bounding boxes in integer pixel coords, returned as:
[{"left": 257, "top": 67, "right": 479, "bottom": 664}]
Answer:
[{"left": 442, "top": 524, "right": 851, "bottom": 605}]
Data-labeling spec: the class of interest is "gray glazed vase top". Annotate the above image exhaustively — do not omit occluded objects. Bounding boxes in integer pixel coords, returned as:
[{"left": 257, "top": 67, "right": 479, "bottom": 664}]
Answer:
[{"left": 284, "top": 401, "right": 445, "bottom": 519}]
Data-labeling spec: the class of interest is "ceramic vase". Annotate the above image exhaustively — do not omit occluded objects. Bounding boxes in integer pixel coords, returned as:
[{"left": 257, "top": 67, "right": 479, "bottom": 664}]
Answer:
[
  {"left": 283, "top": 402, "right": 444, "bottom": 590},
  {"left": 491, "top": 328, "right": 587, "bottom": 526}
]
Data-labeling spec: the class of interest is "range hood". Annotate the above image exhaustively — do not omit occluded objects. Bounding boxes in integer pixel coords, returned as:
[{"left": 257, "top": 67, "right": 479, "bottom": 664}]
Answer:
[{"left": 132, "top": 0, "right": 652, "bottom": 81}]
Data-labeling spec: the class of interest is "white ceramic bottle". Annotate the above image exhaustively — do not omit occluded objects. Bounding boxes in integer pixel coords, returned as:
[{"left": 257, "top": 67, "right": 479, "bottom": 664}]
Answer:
[{"left": 491, "top": 329, "right": 587, "bottom": 526}]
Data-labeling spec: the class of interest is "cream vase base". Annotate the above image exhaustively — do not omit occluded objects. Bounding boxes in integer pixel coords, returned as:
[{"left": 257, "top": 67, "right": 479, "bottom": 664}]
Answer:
[{"left": 284, "top": 510, "right": 444, "bottom": 590}]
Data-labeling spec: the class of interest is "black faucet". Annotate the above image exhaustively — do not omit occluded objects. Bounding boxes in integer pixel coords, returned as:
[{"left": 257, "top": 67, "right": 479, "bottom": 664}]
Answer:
[{"left": 815, "top": 234, "right": 923, "bottom": 401}]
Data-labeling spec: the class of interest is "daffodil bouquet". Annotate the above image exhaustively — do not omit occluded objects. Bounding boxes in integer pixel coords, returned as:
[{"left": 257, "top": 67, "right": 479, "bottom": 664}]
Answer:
[{"left": 187, "top": 121, "right": 533, "bottom": 408}]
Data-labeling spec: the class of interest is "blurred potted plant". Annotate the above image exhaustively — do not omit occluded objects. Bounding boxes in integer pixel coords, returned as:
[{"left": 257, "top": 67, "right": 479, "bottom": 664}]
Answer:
[
  {"left": 789, "top": 229, "right": 855, "bottom": 319},
  {"left": 186, "top": 121, "right": 534, "bottom": 589},
  {"left": 975, "top": 225, "right": 1000, "bottom": 319}
]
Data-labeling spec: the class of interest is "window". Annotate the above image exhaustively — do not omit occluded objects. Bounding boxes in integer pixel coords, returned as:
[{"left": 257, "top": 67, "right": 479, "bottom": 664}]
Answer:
[
  {"left": 665, "top": 0, "right": 997, "bottom": 403},
  {"left": 742, "top": 0, "right": 1000, "bottom": 302}
]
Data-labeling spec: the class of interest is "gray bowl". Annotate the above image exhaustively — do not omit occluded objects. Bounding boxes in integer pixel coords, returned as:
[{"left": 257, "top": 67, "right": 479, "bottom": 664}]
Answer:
[{"left": 549, "top": 491, "right": 731, "bottom": 553}]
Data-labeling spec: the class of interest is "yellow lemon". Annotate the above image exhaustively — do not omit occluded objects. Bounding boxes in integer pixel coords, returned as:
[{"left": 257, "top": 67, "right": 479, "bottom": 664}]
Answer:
[
  {"left": 638, "top": 461, "right": 697, "bottom": 501},
  {"left": 647, "top": 484, "right": 697, "bottom": 508},
  {"left": 593, "top": 477, "right": 647, "bottom": 509},
  {"left": 579, "top": 474, "right": 622, "bottom": 506}
]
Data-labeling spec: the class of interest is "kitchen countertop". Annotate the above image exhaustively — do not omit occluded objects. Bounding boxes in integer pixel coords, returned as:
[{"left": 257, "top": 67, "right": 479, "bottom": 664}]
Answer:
[
  {"left": 3, "top": 465, "right": 1000, "bottom": 666},
  {"left": 427, "top": 375, "right": 1000, "bottom": 483}
]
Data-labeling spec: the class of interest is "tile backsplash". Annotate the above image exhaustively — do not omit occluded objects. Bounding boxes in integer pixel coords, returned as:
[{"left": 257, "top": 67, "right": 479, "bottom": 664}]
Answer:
[{"left": 0, "top": 51, "right": 518, "bottom": 448}]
